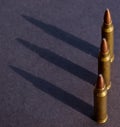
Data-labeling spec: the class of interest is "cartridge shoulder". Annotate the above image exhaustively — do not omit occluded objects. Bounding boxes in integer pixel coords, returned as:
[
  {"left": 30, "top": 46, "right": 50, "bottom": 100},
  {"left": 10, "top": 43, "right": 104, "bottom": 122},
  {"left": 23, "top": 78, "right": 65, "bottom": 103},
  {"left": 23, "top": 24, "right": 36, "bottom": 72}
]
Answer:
[
  {"left": 94, "top": 89, "right": 107, "bottom": 97},
  {"left": 98, "top": 54, "right": 111, "bottom": 62},
  {"left": 102, "top": 24, "right": 114, "bottom": 32}
]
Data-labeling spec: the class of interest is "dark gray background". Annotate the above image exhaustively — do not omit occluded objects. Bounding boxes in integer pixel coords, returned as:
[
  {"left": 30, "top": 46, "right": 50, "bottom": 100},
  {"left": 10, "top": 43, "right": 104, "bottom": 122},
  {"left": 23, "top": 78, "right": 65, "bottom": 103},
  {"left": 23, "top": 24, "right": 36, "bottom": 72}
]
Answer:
[{"left": 0, "top": 0, "right": 119, "bottom": 127}]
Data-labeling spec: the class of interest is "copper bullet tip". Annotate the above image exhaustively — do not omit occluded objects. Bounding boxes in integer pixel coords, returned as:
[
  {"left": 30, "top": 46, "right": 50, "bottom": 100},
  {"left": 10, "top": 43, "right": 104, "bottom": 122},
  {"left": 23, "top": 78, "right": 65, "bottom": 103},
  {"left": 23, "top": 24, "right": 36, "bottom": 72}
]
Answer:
[
  {"left": 100, "top": 38, "right": 109, "bottom": 53},
  {"left": 96, "top": 74, "right": 104, "bottom": 89},
  {"left": 104, "top": 8, "right": 112, "bottom": 24}
]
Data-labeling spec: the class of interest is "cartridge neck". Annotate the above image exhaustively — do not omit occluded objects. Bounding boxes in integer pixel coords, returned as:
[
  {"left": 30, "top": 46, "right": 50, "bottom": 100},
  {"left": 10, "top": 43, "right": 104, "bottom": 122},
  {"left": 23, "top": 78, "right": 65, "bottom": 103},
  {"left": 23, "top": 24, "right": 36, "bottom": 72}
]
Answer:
[
  {"left": 102, "top": 22, "right": 113, "bottom": 28},
  {"left": 99, "top": 49, "right": 110, "bottom": 58},
  {"left": 96, "top": 88, "right": 105, "bottom": 92},
  {"left": 94, "top": 86, "right": 107, "bottom": 97},
  {"left": 100, "top": 50, "right": 109, "bottom": 56}
]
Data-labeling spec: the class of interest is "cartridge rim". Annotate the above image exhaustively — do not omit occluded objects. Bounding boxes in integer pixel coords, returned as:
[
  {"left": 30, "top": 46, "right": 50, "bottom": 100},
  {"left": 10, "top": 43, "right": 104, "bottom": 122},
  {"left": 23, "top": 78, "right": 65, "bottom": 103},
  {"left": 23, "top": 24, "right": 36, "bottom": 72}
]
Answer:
[
  {"left": 97, "top": 114, "right": 108, "bottom": 124},
  {"left": 110, "top": 55, "right": 114, "bottom": 63},
  {"left": 107, "top": 81, "right": 111, "bottom": 90}
]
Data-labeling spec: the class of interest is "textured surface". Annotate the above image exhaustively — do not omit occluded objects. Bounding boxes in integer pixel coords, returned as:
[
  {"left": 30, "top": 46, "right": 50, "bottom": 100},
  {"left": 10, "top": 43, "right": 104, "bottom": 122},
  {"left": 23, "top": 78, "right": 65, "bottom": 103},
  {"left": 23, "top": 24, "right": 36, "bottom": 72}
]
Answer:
[{"left": 0, "top": 0, "right": 120, "bottom": 127}]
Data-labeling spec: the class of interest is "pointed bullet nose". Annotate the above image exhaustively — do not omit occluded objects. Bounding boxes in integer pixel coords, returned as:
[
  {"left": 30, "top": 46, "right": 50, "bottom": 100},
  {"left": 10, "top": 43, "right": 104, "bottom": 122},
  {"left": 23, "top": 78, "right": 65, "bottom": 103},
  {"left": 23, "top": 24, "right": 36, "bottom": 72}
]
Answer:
[
  {"left": 100, "top": 38, "right": 109, "bottom": 53},
  {"left": 96, "top": 74, "right": 105, "bottom": 89},
  {"left": 104, "top": 8, "right": 112, "bottom": 24}
]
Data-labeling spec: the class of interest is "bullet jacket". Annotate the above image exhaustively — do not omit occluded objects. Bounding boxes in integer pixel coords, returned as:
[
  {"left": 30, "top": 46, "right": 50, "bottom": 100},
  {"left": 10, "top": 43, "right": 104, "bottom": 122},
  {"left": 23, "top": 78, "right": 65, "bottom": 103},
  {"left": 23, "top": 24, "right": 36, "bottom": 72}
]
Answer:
[
  {"left": 94, "top": 74, "right": 108, "bottom": 124},
  {"left": 102, "top": 9, "right": 114, "bottom": 62},
  {"left": 98, "top": 38, "right": 111, "bottom": 90}
]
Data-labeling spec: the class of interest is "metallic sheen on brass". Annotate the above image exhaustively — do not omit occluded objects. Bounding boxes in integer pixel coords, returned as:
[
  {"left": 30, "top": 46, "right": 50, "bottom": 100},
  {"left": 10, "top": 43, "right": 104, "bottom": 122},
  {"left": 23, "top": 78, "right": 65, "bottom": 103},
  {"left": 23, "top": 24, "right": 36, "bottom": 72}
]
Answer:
[
  {"left": 102, "top": 8, "right": 114, "bottom": 62},
  {"left": 98, "top": 38, "right": 111, "bottom": 90},
  {"left": 94, "top": 74, "right": 108, "bottom": 124}
]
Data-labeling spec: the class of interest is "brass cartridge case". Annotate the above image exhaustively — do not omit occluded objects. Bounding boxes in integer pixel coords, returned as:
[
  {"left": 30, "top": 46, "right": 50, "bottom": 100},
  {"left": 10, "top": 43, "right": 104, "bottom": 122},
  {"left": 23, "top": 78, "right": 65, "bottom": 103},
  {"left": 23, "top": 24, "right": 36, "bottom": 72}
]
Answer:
[
  {"left": 98, "top": 38, "right": 111, "bottom": 90},
  {"left": 102, "top": 9, "right": 114, "bottom": 62},
  {"left": 94, "top": 74, "right": 108, "bottom": 124}
]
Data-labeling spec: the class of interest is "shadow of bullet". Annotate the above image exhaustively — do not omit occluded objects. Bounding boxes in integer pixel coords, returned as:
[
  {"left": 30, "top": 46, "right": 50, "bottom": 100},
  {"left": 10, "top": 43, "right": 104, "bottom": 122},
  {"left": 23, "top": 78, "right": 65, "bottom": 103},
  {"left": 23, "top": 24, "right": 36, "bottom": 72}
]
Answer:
[
  {"left": 10, "top": 65, "right": 93, "bottom": 119},
  {"left": 21, "top": 15, "right": 98, "bottom": 58},
  {"left": 16, "top": 38, "right": 97, "bottom": 84}
]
